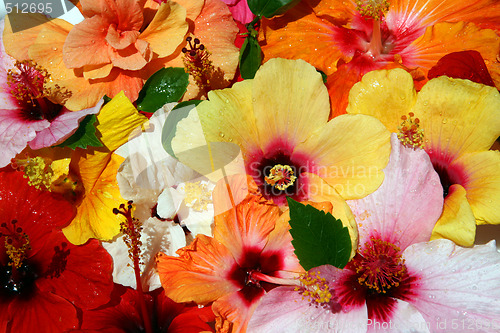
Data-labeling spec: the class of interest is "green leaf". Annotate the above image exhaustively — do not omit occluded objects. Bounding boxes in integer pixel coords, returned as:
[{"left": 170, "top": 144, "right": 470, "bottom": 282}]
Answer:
[
  {"left": 239, "top": 35, "right": 262, "bottom": 79},
  {"left": 162, "top": 100, "right": 202, "bottom": 158},
  {"left": 136, "top": 67, "right": 189, "bottom": 113},
  {"left": 247, "top": 0, "right": 301, "bottom": 18},
  {"left": 317, "top": 69, "right": 327, "bottom": 84},
  {"left": 57, "top": 114, "right": 103, "bottom": 149},
  {"left": 287, "top": 197, "right": 351, "bottom": 270}
]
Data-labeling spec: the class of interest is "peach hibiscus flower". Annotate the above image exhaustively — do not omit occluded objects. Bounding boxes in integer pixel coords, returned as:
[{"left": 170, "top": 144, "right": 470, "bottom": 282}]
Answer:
[
  {"left": 3, "top": 0, "right": 239, "bottom": 111},
  {"left": 258, "top": 0, "right": 500, "bottom": 117}
]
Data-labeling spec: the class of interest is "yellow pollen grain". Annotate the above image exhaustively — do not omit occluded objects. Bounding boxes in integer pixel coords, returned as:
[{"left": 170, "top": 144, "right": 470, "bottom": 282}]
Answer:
[
  {"left": 355, "top": 0, "right": 390, "bottom": 20},
  {"left": 397, "top": 113, "right": 425, "bottom": 149},
  {"left": 264, "top": 164, "right": 297, "bottom": 190},
  {"left": 298, "top": 271, "right": 332, "bottom": 305}
]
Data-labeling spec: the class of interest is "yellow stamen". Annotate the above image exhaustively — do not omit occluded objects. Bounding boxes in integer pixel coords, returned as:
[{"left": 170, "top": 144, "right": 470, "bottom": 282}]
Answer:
[
  {"left": 265, "top": 164, "right": 297, "bottom": 190},
  {"left": 183, "top": 181, "right": 212, "bottom": 211},
  {"left": 2, "top": 220, "right": 31, "bottom": 269},
  {"left": 355, "top": 0, "right": 390, "bottom": 20},
  {"left": 295, "top": 270, "right": 332, "bottom": 305},
  {"left": 11, "top": 155, "right": 54, "bottom": 191},
  {"left": 397, "top": 112, "right": 425, "bottom": 149}
]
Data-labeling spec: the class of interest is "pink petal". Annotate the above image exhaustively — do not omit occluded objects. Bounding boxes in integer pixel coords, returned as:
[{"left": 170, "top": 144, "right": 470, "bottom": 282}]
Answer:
[
  {"left": 28, "top": 99, "right": 103, "bottom": 150},
  {"left": 347, "top": 134, "right": 443, "bottom": 250},
  {"left": 367, "top": 299, "right": 428, "bottom": 333},
  {"left": 227, "top": 0, "right": 256, "bottom": 24},
  {"left": 404, "top": 239, "right": 500, "bottom": 331},
  {"left": 0, "top": 111, "right": 50, "bottom": 167}
]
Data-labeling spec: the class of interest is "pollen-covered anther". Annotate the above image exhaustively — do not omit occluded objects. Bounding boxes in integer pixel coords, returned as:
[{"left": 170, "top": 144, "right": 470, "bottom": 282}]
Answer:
[
  {"left": 352, "top": 238, "right": 407, "bottom": 294},
  {"left": 265, "top": 164, "right": 297, "bottom": 190},
  {"left": 113, "top": 201, "right": 144, "bottom": 266},
  {"left": 355, "top": 0, "right": 390, "bottom": 20},
  {"left": 11, "top": 155, "right": 54, "bottom": 191},
  {"left": 1, "top": 220, "right": 31, "bottom": 268},
  {"left": 397, "top": 112, "right": 425, "bottom": 149},
  {"left": 296, "top": 271, "right": 332, "bottom": 306},
  {"left": 184, "top": 181, "right": 212, "bottom": 211},
  {"left": 182, "top": 36, "right": 214, "bottom": 92}
]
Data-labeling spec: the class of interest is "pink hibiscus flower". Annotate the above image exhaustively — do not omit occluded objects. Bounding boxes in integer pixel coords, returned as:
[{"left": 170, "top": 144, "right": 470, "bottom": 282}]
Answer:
[
  {"left": 0, "top": 20, "right": 102, "bottom": 168},
  {"left": 248, "top": 134, "right": 500, "bottom": 332}
]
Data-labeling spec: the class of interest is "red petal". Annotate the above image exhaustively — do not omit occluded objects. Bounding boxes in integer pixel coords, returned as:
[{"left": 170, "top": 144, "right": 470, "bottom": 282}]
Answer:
[
  {"left": 35, "top": 233, "right": 113, "bottom": 310},
  {"left": 427, "top": 50, "right": 495, "bottom": 87},
  {"left": 8, "top": 290, "right": 78, "bottom": 333},
  {"left": 0, "top": 171, "right": 75, "bottom": 230}
]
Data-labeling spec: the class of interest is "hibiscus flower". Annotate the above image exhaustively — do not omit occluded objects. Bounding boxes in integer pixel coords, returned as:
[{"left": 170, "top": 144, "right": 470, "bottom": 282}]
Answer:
[
  {"left": 0, "top": 19, "right": 103, "bottom": 167},
  {"left": 171, "top": 57, "right": 390, "bottom": 210},
  {"left": 0, "top": 171, "right": 114, "bottom": 333},
  {"left": 258, "top": 0, "right": 500, "bottom": 117},
  {"left": 2, "top": 0, "right": 239, "bottom": 110},
  {"left": 248, "top": 134, "right": 500, "bottom": 332},
  {"left": 346, "top": 68, "right": 500, "bottom": 246},
  {"left": 156, "top": 192, "right": 304, "bottom": 332}
]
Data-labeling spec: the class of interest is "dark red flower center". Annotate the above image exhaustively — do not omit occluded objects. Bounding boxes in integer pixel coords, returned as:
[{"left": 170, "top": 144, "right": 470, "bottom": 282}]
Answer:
[
  {"left": 336, "top": 238, "right": 419, "bottom": 322},
  {"left": 0, "top": 220, "right": 39, "bottom": 298},
  {"left": 228, "top": 247, "right": 285, "bottom": 305},
  {"left": 7, "top": 60, "right": 67, "bottom": 122},
  {"left": 430, "top": 158, "right": 465, "bottom": 199},
  {"left": 248, "top": 151, "right": 309, "bottom": 205}
]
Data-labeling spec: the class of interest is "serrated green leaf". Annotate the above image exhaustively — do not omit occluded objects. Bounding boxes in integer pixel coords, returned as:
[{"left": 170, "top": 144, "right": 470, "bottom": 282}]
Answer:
[
  {"left": 287, "top": 197, "right": 351, "bottom": 270},
  {"left": 162, "top": 100, "right": 202, "bottom": 158},
  {"left": 57, "top": 114, "right": 103, "bottom": 149},
  {"left": 239, "top": 35, "right": 262, "bottom": 79},
  {"left": 136, "top": 67, "right": 189, "bottom": 113},
  {"left": 247, "top": 0, "right": 301, "bottom": 18}
]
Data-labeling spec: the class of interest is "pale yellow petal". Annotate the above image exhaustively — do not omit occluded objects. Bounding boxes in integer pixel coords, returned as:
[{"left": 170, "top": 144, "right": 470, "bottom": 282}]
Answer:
[
  {"left": 252, "top": 58, "right": 330, "bottom": 150},
  {"left": 346, "top": 68, "right": 417, "bottom": 132},
  {"left": 431, "top": 184, "right": 476, "bottom": 247},
  {"left": 299, "top": 114, "right": 391, "bottom": 200}
]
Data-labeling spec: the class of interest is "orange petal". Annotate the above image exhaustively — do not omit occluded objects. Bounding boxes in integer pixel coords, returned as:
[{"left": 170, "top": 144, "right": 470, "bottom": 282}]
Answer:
[
  {"left": 430, "top": 184, "right": 476, "bottom": 247},
  {"left": 82, "top": 63, "right": 114, "bottom": 80},
  {"left": 327, "top": 65, "right": 364, "bottom": 119},
  {"left": 140, "top": 2, "right": 188, "bottom": 58},
  {"left": 62, "top": 16, "right": 112, "bottom": 68},
  {"left": 3, "top": 13, "right": 50, "bottom": 60},
  {"left": 408, "top": 22, "right": 500, "bottom": 87},
  {"left": 259, "top": 0, "right": 345, "bottom": 76},
  {"left": 157, "top": 235, "right": 238, "bottom": 304},
  {"left": 172, "top": 0, "right": 204, "bottom": 21}
]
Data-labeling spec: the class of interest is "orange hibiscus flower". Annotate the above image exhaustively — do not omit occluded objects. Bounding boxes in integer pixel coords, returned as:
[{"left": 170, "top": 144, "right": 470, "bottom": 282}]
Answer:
[
  {"left": 3, "top": 0, "right": 239, "bottom": 110},
  {"left": 258, "top": 0, "right": 500, "bottom": 118}
]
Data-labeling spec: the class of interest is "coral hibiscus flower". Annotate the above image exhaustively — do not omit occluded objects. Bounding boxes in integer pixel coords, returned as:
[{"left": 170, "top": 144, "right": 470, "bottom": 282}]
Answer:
[
  {"left": 0, "top": 171, "right": 114, "bottom": 333},
  {"left": 346, "top": 68, "right": 500, "bottom": 246},
  {"left": 156, "top": 193, "right": 304, "bottom": 332},
  {"left": 248, "top": 135, "right": 500, "bottom": 332},
  {"left": 3, "top": 0, "right": 239, "bottom": 110},
  {"left": 258, "top": 0, "right": 500, "bottom": 117}
]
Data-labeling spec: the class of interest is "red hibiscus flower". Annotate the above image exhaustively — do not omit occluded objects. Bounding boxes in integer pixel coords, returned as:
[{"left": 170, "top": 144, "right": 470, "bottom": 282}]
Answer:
[{"left": 0, "top": 171, "right": 114, "bottom": 333}]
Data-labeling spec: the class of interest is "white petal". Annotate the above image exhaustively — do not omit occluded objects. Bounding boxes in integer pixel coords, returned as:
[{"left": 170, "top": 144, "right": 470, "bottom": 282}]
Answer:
[
  {"left": 367, "top": 299, "right": 429, "bottom": 333},
  {"left": 403, "top": 239, "right": 500, "bottom": 332},
  {"left": 156, "top": 188, "right": 176, "bottom": 219}
]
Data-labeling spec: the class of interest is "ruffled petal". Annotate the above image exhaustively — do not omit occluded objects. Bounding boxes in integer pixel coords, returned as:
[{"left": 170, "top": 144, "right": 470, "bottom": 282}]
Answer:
[
  {"left": 412, "top": 74, "right": 500, "bottom": 162},
  {"left": 347, "top": 134, "right": 443, "bottom": 250},
  {"left": 140, "top": 2, "right": 188, "bottom": 58},
  {"left": 346, "top": 68, "right": 417, "bottom": 133},
  {"left": 430, "top": 184, "right": 476, "bottom": 247},
  {"left": 454, "top": 151, "right": 500, "bottom": 225},
  {"left": 157, "top": 234, "right": 238, "bottom": 304},
  {"left": 299, "top": 113, "right": 391, "bottom": 200},
  {"left": 404, "top": 239, "right": 500, "bottom": 331},
  {"left": 252, "top": 58, "right": 330, "bottom": 151}
]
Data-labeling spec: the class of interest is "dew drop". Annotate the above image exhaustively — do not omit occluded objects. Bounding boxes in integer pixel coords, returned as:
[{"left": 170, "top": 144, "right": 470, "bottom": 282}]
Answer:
[
  {"left": 442, "top": 118, "right": 448, "bottom": 124},
  {"left": 219, "top": 132, "right": 225, "bottom": 138}
]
